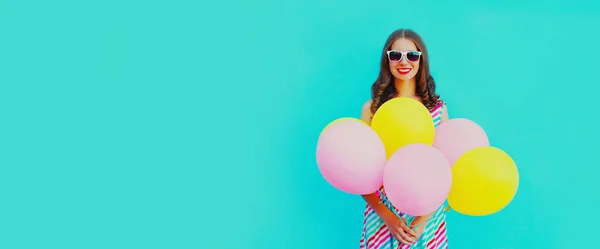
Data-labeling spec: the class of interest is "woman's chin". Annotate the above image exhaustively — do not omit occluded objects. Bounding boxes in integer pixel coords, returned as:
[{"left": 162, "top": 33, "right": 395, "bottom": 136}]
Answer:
[{"left": 392, "top": 73, "right": 416, "bottom": 81}]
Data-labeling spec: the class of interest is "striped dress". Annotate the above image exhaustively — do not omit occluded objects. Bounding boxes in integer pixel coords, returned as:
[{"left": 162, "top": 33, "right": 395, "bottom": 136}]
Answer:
[{"left": 359, "top": 100, "right": 449, "bottom": 249}]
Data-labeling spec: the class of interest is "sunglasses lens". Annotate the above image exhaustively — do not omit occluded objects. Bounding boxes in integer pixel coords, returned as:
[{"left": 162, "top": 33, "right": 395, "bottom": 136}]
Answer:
[
  {"left": 388, "top": 51, "right": 402, "bottom": 61},
  {"left": 406, "top": 52, "right": 420, "bottom": 62}
]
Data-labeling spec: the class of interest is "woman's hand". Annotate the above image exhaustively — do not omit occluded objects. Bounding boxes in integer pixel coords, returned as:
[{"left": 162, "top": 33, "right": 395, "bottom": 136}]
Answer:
[
  {"left": 380, "top": 209, "right": 417, "bottom": 245},
  {"left": 409, "top": 217, "right": 429, "bottom": 241}
]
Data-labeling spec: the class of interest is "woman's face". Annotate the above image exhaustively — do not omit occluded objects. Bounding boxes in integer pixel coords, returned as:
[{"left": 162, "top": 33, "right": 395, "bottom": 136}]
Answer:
[{"left": 388, "top": 38, "right": 421, "bottom": 81}]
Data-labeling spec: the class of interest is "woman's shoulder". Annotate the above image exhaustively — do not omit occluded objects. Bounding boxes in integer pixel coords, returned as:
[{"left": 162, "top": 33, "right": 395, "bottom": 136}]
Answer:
[
  {"left": 432, "top": 99, "right": 446, "bottom": 110},
  {"left": 362, "top": 99, "right": 373, "bottom": 110},
  {"left": 361, "top": 99, "right": 374, "bottom": 116},
  {"left": 436, "top": 99, "right": 450, "bottom": 121},
  {"left": 360, "top": 100, "right": 374, "bottom": 124}
]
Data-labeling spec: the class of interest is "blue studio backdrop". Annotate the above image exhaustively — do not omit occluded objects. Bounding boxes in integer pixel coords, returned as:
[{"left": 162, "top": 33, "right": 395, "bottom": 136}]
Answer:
[{"left": 0, "top": 0, "right": 599, "bottom": 248}]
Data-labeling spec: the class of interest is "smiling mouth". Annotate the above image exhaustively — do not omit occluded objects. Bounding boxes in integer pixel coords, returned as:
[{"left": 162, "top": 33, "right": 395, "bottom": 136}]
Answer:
[{"left": 398, "top": 68, "right": 411, "bottom": 74}]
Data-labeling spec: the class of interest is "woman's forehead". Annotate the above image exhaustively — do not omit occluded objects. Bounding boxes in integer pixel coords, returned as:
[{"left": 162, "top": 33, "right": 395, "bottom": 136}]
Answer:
[{"left": 390, "top": 38, "right": 418, "bottom": 51}]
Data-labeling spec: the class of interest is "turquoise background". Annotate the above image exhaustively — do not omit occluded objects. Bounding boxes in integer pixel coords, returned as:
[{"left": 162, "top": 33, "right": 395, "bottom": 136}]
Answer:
[{"left": 1, "top": 0, "right": 599, "bottom": 248}]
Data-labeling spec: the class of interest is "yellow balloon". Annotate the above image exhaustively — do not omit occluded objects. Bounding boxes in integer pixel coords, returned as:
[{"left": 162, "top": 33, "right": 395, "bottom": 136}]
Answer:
[
  {"left": 319, "top": 117, "right": 367, "bottom": 138},
  {"left": 448, "top": 146, "right": 519, "bottom": 216},
  {"left": 370, "top": 97, "right": 435, "bottom": 158}
]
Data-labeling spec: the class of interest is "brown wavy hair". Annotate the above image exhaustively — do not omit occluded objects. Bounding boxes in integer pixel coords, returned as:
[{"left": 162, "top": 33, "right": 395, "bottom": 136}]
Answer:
[{"left": 370, "top": 29, "right": 440, "bottom": 115}]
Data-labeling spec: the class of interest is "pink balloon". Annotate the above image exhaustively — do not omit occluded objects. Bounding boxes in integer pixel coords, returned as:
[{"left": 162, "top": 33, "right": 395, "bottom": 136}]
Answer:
[
  {"left": 433, "top": 118, "right": 490, "bottom": 166},
  {"left": 316, "top": 120, "right": 387, "bottom": 195},
  {"left": 383, "top": 144, "right": 452, "bottom": 216}
]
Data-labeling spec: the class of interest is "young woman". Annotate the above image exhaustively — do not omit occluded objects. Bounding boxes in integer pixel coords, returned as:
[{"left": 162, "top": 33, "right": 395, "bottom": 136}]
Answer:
[{"left": 358, "top": 29, "right": 450, "bottom": 249}]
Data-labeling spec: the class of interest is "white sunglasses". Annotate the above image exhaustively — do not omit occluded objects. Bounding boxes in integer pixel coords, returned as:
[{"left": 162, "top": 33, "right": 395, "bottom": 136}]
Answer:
[{"left": 386, "top": 50, "right": 422, "bottom": 62}]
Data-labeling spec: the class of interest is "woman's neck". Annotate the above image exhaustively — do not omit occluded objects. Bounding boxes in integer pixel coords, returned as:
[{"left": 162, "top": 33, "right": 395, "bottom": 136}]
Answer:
[{"left": 394, "top": 79, "right": 418, "bottom": 98}]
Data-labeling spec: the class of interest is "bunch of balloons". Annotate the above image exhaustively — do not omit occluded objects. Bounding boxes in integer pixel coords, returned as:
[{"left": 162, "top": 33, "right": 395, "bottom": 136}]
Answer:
[{"left": 315, "top": 97, "right": 519, "bottom": 217}]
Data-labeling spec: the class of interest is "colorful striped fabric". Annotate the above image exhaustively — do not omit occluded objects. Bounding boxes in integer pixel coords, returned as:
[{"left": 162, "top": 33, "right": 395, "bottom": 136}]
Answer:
[{"left": 359, "top": 100, "right": 449, "bottom": 249}]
